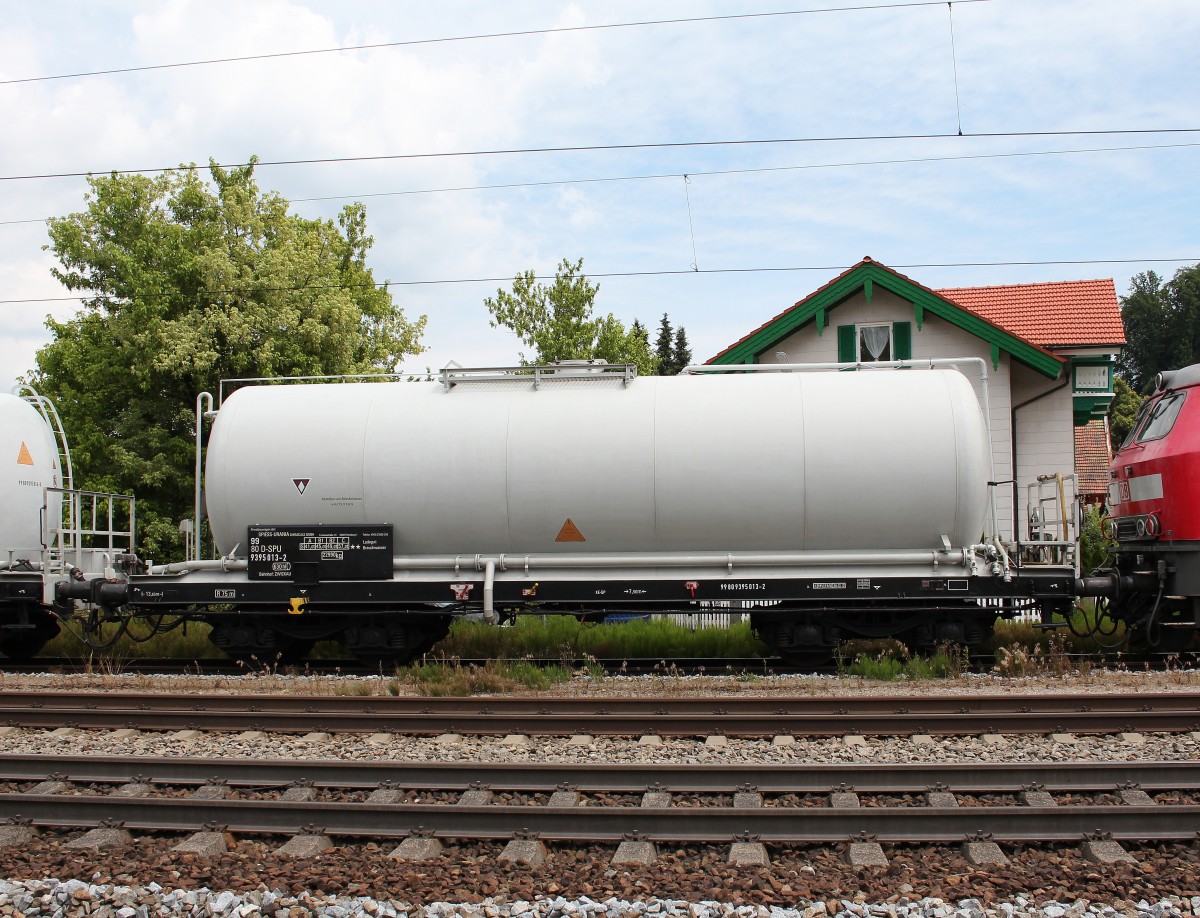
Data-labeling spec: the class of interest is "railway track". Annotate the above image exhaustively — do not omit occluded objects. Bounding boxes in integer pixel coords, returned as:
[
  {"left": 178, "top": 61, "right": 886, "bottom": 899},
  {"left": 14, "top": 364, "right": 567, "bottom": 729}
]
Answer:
[
  {"left": 1, "top": 753, "right": 1197, "bottom": 844},
  {"left": 1, "top": 689, "right": 1198, "bottom": 735},
  {"left": 2, "top": 651, "right": 1198, "bottom": 677}
]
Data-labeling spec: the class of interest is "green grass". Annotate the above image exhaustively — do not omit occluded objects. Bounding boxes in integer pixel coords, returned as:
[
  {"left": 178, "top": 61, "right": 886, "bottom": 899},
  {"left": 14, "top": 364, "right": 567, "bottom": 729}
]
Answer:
[
  {"left": 388, "top": 659, "right": 574, "bottom": 695},
  {"left": 42, "top": 618, "right": 216, "bottom": 661},
  {"left": 836, "top": 640, "right": 969, "bottom": 681},
  {"left": 35, "top": 612, "right": 770, "bottom": 666},
  {"left": 40, "top": 619, "right": 343, "bottom": 666},
  {"left": 434, "top": 614, "right": 770, "bottom": 661},
  {"left": 33, "top": 604, "right": 1179, "bottom": 675},
  {"left": 989, "top": 604, "right": 1129, "bottom": 655}
]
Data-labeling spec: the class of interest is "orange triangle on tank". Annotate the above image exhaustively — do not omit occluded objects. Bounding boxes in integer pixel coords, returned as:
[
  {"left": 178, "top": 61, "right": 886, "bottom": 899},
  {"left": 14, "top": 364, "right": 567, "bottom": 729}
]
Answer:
[
  {"left": 555, "top": 518, "right": 586, "bottom": 542},
  {"left": 16, "top": 442, "right": 34, "bottom": 466}
]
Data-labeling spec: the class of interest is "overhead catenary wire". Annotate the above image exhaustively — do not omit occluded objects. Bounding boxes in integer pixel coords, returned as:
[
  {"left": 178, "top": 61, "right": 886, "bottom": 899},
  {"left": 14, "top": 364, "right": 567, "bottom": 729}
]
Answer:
[
  {"left": 946, "top": 2, "right": 964, "bottom": 135},
  {"left": 682, "top": 176, "right": 700, "bottom": 271},
  {"left": 0, "top": 0, "right": 994, "bottom": 87},
  {"left": 2, "top": 127, "right": 1199, "bottom": 184},
  {"left": 2, "top": 140, "right": 1195, "bottom": 229},
  {"left": 2, "top": 257, "right": 1195, "bottom": 307}
]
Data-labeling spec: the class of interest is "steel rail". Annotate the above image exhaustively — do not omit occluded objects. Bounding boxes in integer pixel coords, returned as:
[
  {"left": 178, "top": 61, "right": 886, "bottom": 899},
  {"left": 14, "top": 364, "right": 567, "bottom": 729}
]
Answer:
[
  {"left": 1, "top": 754, "right": 1198, "bottom": 793},
  {"left": 1, "top": 794, "right": 1196, "bottom": 843},
  {"left": 1, "top": 653, "right": 1192, "bottom": 676},
  {"left": 0, "top": 706, "right": 1197, "bottom": 735},
  {"left": 3, "top": 690, "right": 1198, "bottom": 715}
]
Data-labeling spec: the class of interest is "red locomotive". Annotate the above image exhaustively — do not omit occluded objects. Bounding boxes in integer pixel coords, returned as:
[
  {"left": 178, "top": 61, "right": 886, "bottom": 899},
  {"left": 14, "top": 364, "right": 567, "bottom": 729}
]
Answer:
[{"left": 1082, "top": 363, "right": 1200, "bottom": 648}]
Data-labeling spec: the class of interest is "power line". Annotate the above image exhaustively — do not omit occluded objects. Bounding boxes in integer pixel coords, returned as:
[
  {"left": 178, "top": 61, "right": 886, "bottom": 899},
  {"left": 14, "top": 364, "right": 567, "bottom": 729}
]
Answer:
[
  {"left": 3, "top": 139, "right": 1193, "bottom": 227},
  {"left": 1, "top": 1, "right": 991, "bottom": 87},
  {"left": 286, "top": 141, "right": 1200, "bottom": 204},
  {"left": 3, "top": 257, "right": 1194, "bottom": 307},
  {"left": 4, "top": 128, "right": 1199, "bottom": 184}
]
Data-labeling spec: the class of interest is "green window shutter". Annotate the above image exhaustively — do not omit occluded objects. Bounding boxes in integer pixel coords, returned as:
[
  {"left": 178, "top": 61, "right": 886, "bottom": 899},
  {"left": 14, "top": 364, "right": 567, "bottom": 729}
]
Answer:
[
  {"left": 837, "top": 325, "right": 856, "bottom": 363},
  {"left": 893, "top": 321, "right": 912, "bottom": 360}
]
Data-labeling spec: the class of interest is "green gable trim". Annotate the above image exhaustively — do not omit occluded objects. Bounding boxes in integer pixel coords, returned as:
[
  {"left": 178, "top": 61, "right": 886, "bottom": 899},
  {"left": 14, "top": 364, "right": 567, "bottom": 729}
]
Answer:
[{"left": 711, "top": 262, "right": 1063, "bottom": 378}]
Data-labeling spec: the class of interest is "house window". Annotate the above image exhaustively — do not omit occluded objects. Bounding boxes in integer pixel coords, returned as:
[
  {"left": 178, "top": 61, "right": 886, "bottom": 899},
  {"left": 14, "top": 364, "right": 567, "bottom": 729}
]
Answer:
[
  {"left": 858, "top": 324, "right": 892, "bottom": 362},
  {"left": 836, "top": 322, "right": 911, "bottom": 363}
]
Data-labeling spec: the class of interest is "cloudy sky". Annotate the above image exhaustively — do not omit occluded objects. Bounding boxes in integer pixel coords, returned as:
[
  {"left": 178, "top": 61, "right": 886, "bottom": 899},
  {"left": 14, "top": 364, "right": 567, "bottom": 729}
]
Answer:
[{"left": 1, "top": 0, "right": 1197, "bottom": 390}]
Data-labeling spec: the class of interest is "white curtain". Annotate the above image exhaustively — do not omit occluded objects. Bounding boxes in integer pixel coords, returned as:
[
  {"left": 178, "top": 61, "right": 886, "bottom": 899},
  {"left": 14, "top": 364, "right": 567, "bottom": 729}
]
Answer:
[{"left": 861, "top": 325, "right": 890, "bottom": 360}]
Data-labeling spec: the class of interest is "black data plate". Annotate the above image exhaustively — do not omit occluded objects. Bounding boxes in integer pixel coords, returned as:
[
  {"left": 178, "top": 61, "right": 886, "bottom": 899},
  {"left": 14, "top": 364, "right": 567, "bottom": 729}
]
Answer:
[{"left": 247, "top": 525, "right": 393, "bottom": 582}]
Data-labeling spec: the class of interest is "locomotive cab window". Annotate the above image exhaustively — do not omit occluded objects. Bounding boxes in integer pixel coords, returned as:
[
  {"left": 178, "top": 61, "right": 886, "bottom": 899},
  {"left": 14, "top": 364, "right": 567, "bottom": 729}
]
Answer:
[{"left": 1137, "top": 391, "right": 1187, "bottom": 443}]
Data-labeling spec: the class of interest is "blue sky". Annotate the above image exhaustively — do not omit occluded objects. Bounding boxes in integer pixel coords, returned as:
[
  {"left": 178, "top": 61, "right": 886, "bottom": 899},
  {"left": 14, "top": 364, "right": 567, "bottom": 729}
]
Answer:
[{"left": 2, "top": 0, "right": 1198, "bottom": 389}]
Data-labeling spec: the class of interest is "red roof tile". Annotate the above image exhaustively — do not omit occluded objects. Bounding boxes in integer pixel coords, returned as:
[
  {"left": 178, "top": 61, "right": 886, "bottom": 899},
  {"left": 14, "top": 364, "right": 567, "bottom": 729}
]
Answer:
[
  {"left": 936, "top": 279, "right": 1126, "bottom": 348},
  {"left": 1074, "top": 419, "right": 1112, "bottom": 498}
]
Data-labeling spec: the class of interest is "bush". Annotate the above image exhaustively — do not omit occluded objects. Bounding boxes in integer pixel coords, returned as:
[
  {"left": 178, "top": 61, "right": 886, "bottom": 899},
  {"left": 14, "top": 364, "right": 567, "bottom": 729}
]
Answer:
[{"left": 1079, "top": 504, "right": 1115, "bottom": 574}]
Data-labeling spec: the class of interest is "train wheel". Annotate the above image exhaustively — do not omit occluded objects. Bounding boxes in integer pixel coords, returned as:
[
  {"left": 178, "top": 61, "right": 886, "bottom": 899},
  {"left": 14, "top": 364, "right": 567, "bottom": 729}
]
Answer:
[
  {"left": 410, "top": 616, "right": 452, "bottom": 659},
  {"left": 276, "top": 639, "right": 316, "bottom": 664},
  {"left": 776, "top": 648, "right": 835, "bottom": 670},
  {"left": 0, "top": 606, "right": 60, "bottom": 660},
  {"left": 342, "top": 616, "right": 454, "bottom": 670},
  {"left": 207, "top": 620, "right": 311, "bottom": 667},
  {"left": 0, "top": 633, "right": 50, "bottom": 661}
]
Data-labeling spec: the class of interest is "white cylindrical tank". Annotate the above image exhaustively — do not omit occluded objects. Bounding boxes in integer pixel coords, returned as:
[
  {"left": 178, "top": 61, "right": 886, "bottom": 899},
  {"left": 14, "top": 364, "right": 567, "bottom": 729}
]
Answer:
[
  {"left": 0, "top": 393, "right": 62, "bottom": 556},
  {"left": 205, "top": 369, "right": 990, "bottom": 558}
]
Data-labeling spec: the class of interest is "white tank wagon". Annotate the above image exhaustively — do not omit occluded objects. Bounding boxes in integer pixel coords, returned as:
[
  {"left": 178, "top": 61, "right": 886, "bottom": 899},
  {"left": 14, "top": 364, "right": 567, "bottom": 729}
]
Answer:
[
  {"left": 0, "top": 391, "right": 139, "bottom": 660},
  {"left": 204, "top": 367, "right": 990, "bottom": 557},
  {"left": 0, "top": 393, "right": 62, "bottom": 558},
  {"left": 87, "top": 362, "right": 1078, "bottom": 666},
  {"left": 0, "top": 392, "right": 65, "bottom": 657}
]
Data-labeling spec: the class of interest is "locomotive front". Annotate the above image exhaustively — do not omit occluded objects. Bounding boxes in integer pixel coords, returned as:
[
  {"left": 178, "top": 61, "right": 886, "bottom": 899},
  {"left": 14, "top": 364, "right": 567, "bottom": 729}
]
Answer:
[{"left": 1098, "top": 363, "right": 1200, "bottom": 646}]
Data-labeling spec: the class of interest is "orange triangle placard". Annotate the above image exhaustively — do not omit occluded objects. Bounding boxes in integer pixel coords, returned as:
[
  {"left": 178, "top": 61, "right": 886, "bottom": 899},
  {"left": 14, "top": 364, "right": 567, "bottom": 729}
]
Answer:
[
  {"left": 555, "top": 518, "right": 586, "bottom": 542},
  {"left": 16, "top": 442, "right": 34, "bottom": 466}
]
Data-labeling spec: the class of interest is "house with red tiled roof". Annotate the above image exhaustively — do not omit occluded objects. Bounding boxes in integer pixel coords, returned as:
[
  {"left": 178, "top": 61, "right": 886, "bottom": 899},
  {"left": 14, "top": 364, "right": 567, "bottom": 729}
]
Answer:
[{"left": 707, "top": 258, "right": 1124, "bottom": 540}]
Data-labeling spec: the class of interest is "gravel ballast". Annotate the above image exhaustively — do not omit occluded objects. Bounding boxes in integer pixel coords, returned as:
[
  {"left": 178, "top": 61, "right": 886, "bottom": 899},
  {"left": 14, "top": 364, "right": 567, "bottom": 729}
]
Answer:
[{"left": 1, "top": 670, "right": 1197, "bottom": 917}]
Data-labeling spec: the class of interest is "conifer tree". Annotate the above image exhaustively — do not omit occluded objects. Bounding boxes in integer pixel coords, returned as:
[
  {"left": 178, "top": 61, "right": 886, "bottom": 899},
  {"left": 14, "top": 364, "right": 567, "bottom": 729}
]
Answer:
[
  {"left": 655, "top": 313, "right": 675, "bottom": 374},
  {"left": 672, "top": 325, "right": 693, "bottom": 371}
]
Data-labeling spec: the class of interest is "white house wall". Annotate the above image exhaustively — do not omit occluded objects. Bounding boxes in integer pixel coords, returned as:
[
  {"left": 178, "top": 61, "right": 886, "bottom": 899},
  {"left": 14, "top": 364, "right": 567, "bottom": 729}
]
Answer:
[
  {"left": 759, "top": 288, "right": 1070, "bottom": 543},
  {"left": 1010, "top": 365, "right": 1077, "bottom": 540}
]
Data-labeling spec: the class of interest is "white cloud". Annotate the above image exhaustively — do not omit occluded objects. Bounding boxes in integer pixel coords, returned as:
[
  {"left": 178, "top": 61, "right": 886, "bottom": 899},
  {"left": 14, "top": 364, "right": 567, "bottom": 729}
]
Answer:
[{"left": 0, "top": 0, "right": 1197, "bottom": 391}]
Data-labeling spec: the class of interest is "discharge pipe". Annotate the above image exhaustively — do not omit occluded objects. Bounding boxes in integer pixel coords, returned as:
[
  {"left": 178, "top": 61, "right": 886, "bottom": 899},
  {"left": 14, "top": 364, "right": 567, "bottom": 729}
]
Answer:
[{"left": 148, "top": 548, "right": 977, "bottom": 577}]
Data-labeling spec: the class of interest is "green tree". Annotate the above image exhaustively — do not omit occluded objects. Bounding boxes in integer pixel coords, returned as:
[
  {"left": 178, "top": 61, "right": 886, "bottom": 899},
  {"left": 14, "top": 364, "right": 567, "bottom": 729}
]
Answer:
[
  {"left": 1079, "top": 505, "right": 1115, "bottom": 574},
  {"left": 649, "top": 313, "right": 692, "bottom": 375},
  {"left": 654, "top": 313, "right": 674, "bottom": 372},
  {"left": 630, "top": 319, "right": 651, "bottom": 356},
  {"left": 672, "top": 325, "right": 693, "bottom": 371},
  {"left": 1119, "top": 264, "right": 1200, "bottom": 390},
  {"left": 1107, "top": 375, "right": 1143, "bottom": 449},
  {"left": 484, "top": 257, "right": 655, "bottom": 374},
  {"left": 33, "top": 158, "right": 425, "bottom": 559}
]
